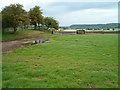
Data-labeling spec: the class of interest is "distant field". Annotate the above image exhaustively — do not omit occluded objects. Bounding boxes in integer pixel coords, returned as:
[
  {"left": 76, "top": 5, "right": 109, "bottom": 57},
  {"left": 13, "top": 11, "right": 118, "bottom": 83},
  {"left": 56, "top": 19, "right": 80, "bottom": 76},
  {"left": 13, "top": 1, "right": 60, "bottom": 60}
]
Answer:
[
  {"left": 55, "top": 29, "right": 120, "bottom": 34},
  {"left": 2, "top": 34, "right": 118, "bottom": 88}
]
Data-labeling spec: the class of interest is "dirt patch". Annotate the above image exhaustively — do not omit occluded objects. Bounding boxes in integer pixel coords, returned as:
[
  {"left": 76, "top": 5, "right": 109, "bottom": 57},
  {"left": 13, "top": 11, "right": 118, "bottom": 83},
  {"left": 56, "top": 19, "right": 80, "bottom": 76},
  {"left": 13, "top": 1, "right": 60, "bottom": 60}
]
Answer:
[{"left": 2, "top": 38, "right": 49, "bottom": 52}]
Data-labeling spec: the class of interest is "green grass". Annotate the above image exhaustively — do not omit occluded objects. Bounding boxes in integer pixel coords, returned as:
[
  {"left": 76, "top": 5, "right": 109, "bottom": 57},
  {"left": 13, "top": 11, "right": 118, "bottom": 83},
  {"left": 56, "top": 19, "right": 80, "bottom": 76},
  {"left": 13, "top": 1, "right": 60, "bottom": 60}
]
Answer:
[
  {"left": 2, "top": 29, "right": 51, "bottom": 42},
  {"left": 2, "top": 34, "right": 118, "bottom": 88}
]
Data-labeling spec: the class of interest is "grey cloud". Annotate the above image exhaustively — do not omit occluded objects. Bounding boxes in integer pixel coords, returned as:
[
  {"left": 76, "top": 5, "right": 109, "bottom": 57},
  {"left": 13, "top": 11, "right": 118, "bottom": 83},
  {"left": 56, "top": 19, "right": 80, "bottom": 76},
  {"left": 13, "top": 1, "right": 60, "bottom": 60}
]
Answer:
[
  {"left": 25, "top": 2, "right": 118, "bottom": 26},
  {"left": 42, "top": 2, "right": 118, "bottom": 19},
  {"left": 47, "top": 2, "right": 118, "bottom": 11}
]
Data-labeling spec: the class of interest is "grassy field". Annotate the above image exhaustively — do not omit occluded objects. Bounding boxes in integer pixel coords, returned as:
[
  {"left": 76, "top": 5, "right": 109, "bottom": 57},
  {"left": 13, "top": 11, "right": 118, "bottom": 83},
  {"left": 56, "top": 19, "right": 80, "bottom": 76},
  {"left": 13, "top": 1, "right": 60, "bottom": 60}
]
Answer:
[
  {"left": 2, "top": 34, "right": 118, "bottom": 88},
  {"left": 2, "top": 30, "right": 51, "bottom": 42}
]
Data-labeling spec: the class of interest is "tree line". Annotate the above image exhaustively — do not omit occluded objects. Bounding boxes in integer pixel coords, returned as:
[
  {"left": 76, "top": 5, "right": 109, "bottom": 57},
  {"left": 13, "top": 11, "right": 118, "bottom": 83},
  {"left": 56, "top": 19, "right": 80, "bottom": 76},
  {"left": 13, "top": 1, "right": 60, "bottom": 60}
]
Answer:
[{"left": 1, "top": 4, "right": 59, "bottom": 33}]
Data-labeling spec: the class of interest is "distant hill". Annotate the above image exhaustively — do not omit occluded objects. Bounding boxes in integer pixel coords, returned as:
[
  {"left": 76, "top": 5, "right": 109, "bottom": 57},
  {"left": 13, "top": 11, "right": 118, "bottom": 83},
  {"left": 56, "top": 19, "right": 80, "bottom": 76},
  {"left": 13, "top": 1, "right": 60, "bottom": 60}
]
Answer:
[{"left": 70, "top": 23, "right": 118, "bottom": 29}]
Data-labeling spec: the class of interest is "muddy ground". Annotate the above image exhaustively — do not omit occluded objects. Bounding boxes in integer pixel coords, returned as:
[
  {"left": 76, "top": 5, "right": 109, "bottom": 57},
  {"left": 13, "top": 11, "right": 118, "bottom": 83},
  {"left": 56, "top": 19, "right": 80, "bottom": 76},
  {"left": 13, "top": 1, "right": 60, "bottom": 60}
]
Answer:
[{"left": 2, "top": 38, "right": 49, "bottom": 52}]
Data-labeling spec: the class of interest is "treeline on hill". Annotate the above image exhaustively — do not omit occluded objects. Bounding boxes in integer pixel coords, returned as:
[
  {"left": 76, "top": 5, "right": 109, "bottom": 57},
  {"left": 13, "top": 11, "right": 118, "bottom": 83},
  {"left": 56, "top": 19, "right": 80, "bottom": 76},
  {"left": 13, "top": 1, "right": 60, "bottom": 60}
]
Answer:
[
  {"left": 1, "top": 4, "right": 59, "bottom": 33},
  {"left": 70, "top": 23, "right": 118, "bottom": 30}
]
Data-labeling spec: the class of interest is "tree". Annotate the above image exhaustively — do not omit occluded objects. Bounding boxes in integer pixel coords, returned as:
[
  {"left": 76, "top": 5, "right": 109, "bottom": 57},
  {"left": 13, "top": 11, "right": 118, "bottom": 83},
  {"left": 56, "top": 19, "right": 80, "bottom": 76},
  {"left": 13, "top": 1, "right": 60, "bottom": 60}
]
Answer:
[
  {"left": 0, "top": 13, "right": 2, "bottom": 34},
  {"left": 113, "top": 28, "right": 115, "bottom": 31},
  {"left": 2, "top": 4, "right": 25, "bottom": 33},
  {"left": 19, "top": 11, "right": 30, "bottom": 29},
  {"left": 44, "top": 17, "right": 59, "bottom": 30},
  {"left": 28, "top": 6, "right": 44, "bottom": 30}
]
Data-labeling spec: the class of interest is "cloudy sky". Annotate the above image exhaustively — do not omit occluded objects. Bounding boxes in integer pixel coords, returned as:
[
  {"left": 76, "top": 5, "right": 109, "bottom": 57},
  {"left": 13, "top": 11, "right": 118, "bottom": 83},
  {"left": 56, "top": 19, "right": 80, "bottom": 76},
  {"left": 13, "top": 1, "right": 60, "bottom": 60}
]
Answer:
[{"left": 1, "top": 0, "right": 119, "bottom": 26}]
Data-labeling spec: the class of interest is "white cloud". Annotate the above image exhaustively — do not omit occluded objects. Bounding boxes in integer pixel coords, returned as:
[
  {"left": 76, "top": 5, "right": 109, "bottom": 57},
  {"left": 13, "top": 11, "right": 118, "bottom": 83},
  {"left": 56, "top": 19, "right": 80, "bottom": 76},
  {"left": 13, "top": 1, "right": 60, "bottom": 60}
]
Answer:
[
  {"left": 0, "top": 0, "right": 118, "bottom": 26},
  {"left": 57, "top": 8, "right": 118, "bottom": 26},
  {"left": 1, "top": 0, "right": 34, "bottom": 10},
  {"left": 1, "top": 0, "right": 119, "bottom": 9}
]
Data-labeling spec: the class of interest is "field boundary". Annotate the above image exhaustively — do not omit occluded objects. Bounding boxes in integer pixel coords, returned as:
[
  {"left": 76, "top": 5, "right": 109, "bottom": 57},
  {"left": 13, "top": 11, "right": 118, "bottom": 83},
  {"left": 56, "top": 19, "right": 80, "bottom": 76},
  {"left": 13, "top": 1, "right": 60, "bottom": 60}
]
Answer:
[{"left": 54, "top": 30, "right": 120, "bottom": 34}]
